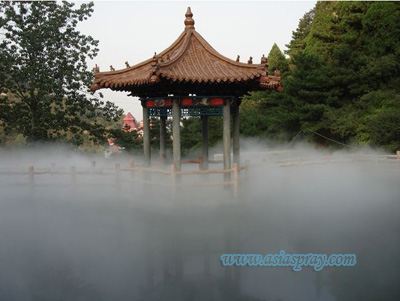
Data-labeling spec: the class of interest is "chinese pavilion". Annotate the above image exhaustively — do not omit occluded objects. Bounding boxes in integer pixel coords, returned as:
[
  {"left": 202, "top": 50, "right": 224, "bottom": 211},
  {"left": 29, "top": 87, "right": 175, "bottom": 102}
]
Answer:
[{"left": 91, "top": 7, "right": 281, "bottom": 172}]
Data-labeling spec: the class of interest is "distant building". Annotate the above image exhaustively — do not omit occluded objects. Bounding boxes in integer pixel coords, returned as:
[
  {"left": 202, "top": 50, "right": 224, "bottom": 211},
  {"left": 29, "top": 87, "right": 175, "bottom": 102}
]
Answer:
[
  {"left": 104, "top": 112, "right": 143, "bottom": 158},
  {"left": 122, "top": 112, "right": 144, "bottom": 137},
  {"left": 122, "top": 112, "right": 137, "bottom": 132}
]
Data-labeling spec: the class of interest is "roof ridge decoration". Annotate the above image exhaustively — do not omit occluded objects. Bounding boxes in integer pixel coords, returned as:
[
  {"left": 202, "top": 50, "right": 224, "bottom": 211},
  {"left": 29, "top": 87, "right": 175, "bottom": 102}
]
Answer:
[{"left": 91, "top": 7, "right": 282, "bottom": 96}]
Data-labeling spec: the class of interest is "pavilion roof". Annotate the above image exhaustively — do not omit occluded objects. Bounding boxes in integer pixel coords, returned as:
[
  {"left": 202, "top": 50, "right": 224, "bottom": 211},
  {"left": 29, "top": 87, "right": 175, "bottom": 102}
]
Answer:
[{"left": 91, "top": 8, "right": 281, "bottom": 96}]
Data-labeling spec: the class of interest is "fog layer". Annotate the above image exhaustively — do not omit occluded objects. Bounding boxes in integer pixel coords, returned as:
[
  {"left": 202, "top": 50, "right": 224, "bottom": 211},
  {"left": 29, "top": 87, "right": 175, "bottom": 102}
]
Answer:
[{"left": 0, "top": 144, "right": 399, "bottom": 301}]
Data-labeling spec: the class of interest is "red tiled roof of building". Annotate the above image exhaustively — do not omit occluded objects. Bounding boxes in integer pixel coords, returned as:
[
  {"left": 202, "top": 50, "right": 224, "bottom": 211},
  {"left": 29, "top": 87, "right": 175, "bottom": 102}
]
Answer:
[
  {"left": 122, "top": 112, "right": 137, "bottom": 132},
  {"left": 123, "top": 112, "right": 135, "bottom": 121},
  {"left": 91, "top": 7, "right": 281, "bottom": 96}
]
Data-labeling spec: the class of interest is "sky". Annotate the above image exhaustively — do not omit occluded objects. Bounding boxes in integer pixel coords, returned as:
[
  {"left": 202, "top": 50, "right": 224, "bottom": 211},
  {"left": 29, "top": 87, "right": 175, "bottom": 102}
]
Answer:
[{"left": 79, "top": 1, "right": 317, "bottom": 119}]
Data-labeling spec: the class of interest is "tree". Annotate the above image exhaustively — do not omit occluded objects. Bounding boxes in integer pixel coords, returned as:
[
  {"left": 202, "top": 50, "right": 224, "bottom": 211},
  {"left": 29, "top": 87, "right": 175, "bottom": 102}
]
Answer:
[
  {"left": 267, "top": 43, "right": 289, "bottom": 75},
  {"left": 109, "top": 128, "right": 142, "bottom": 152},
  {"left": 240, "top": 88, "right": 299, "bottom": 142},
  {"left": 0, "top": 1, "right": 122, "bottom": 145},
  {"left": 303, "top": 1, "right": 339, "bottom": 58},
  {"left": 149, "top": 117, "right": 173, "bottom": 151},
  {"left": 320, "top": 2, "right": 400, "bottom": 151},
  {"left": 278, "top": 1, "right": 400, "bottom": 151},
  {"left": 180, "top": 116, "right": 222, "bottom": 156},
  {"left": 285, "top": 8, "right": 314, "bottom": 59}
]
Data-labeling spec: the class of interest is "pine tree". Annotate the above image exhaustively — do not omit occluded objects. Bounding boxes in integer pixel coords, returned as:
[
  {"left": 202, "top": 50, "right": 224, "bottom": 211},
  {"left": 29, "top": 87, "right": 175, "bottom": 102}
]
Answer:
[
  {"left": 285, "top": 8, "right": 314, "bottom": 59},
  {"left": 267, "top": 43, "right": 289, "bottom": 75}
]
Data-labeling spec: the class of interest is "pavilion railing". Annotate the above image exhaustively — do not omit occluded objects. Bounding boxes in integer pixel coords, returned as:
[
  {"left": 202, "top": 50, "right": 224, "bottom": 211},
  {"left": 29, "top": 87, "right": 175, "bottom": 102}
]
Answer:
[{"left": 0, "top": 159, "right": 247, "bottom": 197}]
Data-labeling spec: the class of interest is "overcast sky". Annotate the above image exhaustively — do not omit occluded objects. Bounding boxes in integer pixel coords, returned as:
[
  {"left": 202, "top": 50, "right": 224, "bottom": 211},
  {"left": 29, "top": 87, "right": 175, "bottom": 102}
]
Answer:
[{"left": 79, "top": 1, "right": 316, "bottom": 119}]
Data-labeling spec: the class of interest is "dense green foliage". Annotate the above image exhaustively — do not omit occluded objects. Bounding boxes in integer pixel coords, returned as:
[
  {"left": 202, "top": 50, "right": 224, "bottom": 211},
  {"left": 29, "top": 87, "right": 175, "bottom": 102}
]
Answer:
[
  {"left": 109, "top": 123, "right": 141, "bottom": 153},
  {"left": 241, "top": 1, "right": 400, "bottom": 151},
  {"left": 149, "top": 117, "right": 173, "bottom": 151},
  {"left": 285, "top": 8, "right": 314, "bottom": 59},
  {"left": 0, "top": 1, "right": 122, "bottom": 146},
  {"left": 181, "top": 116, "right": 222, "bottom": 156}
]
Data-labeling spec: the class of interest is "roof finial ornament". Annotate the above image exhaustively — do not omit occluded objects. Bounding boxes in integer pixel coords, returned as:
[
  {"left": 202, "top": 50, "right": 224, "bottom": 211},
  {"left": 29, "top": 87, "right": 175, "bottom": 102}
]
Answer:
[
  {"left": 248, "top": 57, "right": 253, "bottom": 64},
  {"left": 153, "top": 52, "right": 160, "bottom": 65},
  {"left": 184, "top": 7, "right": 195, "bottom": 29},
  {"left": 94, "top": 64, "right": 100, "bottom": 73},
  {"left": 261, "top": 54, "right": 268, "bottom": 64},
  {"left": 125, "top": 61, "right": 130, "bottom": 68},
  {"left": 110, "top": 65, "right": 115, "bottom": 71},
  {"left": 236, "top": 55, "right": 240, "bottom": 62}
]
